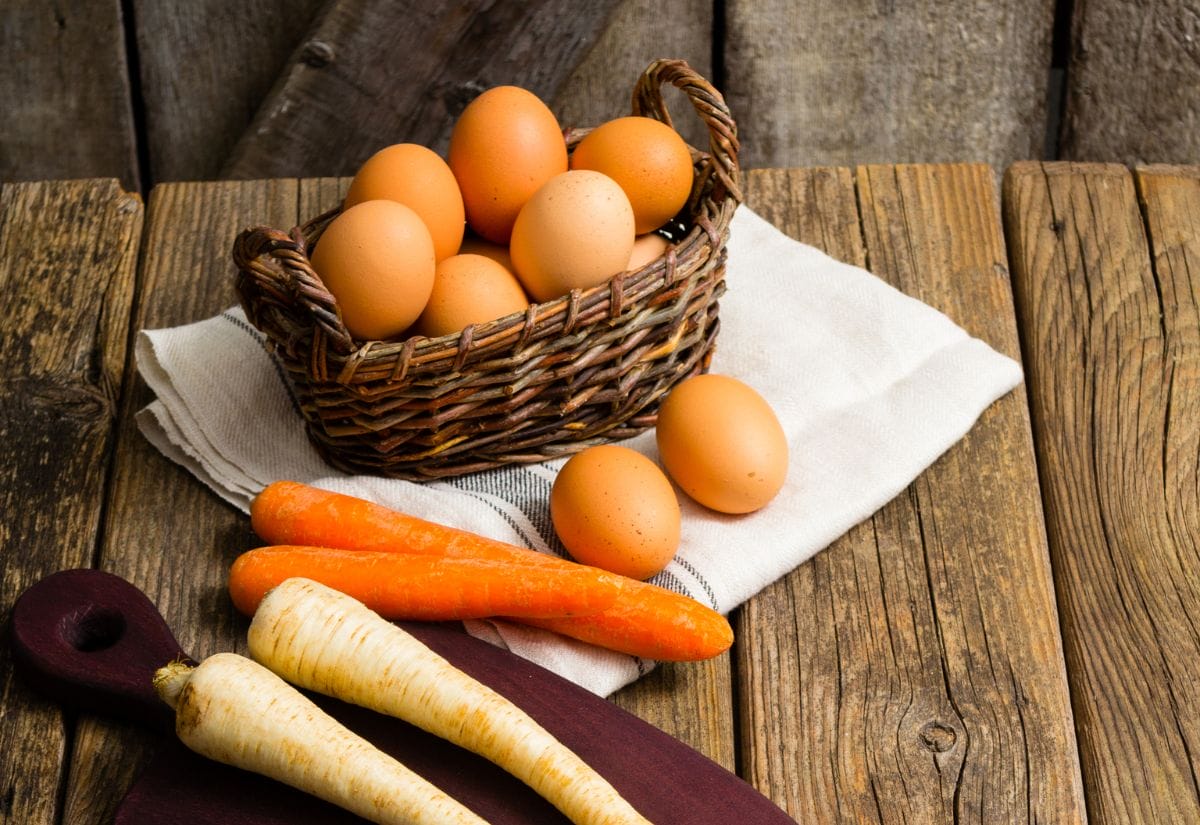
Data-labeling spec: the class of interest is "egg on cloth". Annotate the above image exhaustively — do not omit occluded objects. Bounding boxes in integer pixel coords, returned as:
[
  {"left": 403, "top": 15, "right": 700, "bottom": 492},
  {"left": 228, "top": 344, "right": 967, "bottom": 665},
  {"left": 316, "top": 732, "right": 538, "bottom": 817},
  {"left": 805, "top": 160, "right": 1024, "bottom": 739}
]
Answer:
[
  {"left": 509, "top": 170, "right": 636, "bottom": 302},
  {"left": 448, "top": 86, "right": 568, "bottom": 245},
  {"left": 655, "top": 374, "right": 789, "bottom": 514},
  {"left": 414, "top": 253, "right": 530, "bottom": 339},
  {"left": 550, "top": 445, "right": 681, "bottom": 580},
  {"left": 308, "top": 199, "right": 436, "bottom": 341},
  {"left": 570, "top": 116, "right": 694, "bottom": 235},
  {"left": 343, "top": 142, "right": 465, "bottom": 262}
]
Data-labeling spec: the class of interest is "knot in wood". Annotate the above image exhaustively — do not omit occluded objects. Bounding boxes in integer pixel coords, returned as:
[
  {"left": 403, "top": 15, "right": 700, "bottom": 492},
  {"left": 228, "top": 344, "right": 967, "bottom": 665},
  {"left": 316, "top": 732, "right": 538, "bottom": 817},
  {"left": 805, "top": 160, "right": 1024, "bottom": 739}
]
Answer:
[
  {"left": 918, "top": 721, "right": 958, "bottom": 753},
  {"left": 27, "top": 381, "right": 112, "bottom": 423},
  {"left": 300, "top": 40, "right": 335, "bottom": 68}
]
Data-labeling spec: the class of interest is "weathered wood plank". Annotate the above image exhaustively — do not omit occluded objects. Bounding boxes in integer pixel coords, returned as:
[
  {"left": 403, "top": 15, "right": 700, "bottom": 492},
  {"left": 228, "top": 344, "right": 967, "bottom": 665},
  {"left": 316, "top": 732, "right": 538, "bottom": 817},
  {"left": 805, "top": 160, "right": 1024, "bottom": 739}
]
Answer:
[
  {"left": 723, "top": 1, "right": 1056, "bottom": 170},
  {"left": 58, "top": 179, "right": 300, "bottom": 825},
  {"left": 222, "top": 1, "right": 621, "bottom": 180},
  {"left": 1061, "top": 3, "right": 1200, "bottom": 163},
  {"left": 299, "top": 175, "right": 351, "bottom": 218},
  {"left": 856, "top": 164, "right": 1082, "bottom": 821},
  {"left": 131, "top": 0, "right": 324, "bottom": 182},
  {"left": 0, "top": 179, "right": 143, "bottom": 825},
  {"left": 553, "top": 0, "right": 714, "bottom": 150},
  {"left": 610, "top": 653, "right": 736, "bottom": 772},
  {"left": 738, "top": 165, "right": 1086, "bottom": 822},
  {"left": 0, "top": 2, "right": 140, "bottom": 191},
  {"left": 1003, "top": 161, "right": 1200, "bottom": 823}
]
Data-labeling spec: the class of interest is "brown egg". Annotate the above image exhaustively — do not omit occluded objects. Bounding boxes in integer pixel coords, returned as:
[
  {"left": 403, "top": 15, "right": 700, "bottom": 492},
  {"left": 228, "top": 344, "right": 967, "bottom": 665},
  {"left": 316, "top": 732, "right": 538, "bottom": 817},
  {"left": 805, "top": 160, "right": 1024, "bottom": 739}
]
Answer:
[
  {"left": 550, "top": 445, "right": 681, "bottom": 580},
  {"left": 415, "top": 253, "right": 529, "bottom": 338},
  {"left": 627, "top": 232, "right": 669, "bottom": 271},
  {"left": 448, "top": 86, "right": 568, "bottom": 245},
  {"left": 655, "top": 374, "right": 789, "bottom": 514},
  {"left": 509, "top": 170, "right": 635, "bottom": 302},
  {"left": 570, "top": 116, "right": 694, "bottom": 234},
  {"left": 457, "top": 233, "right": 516, "bottom": 273},
  {"left": 344, "top": 143, "right": 465, "bottom": 262},
  {"left": 309, "top": 200, "right": 436, "bottom": 341}
]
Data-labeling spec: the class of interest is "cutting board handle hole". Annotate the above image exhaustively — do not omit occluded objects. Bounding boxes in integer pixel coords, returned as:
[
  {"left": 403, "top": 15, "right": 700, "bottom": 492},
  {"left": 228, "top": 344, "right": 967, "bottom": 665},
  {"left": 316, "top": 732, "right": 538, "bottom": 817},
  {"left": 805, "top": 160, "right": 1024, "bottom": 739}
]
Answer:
[{"left": 61, "top": 606, "right": 126, "bottom": 652}]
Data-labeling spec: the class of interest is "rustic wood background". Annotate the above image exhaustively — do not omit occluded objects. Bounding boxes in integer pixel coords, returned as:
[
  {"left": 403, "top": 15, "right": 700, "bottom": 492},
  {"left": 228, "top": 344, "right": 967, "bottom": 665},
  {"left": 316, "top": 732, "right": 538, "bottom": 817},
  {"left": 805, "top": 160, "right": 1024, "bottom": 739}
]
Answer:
[
  {"left": 4, "top": 0, "right": 1197, "bottom": 195},
  {"left": 11, "top": 163, "right": 1200, "bottom": 825}
]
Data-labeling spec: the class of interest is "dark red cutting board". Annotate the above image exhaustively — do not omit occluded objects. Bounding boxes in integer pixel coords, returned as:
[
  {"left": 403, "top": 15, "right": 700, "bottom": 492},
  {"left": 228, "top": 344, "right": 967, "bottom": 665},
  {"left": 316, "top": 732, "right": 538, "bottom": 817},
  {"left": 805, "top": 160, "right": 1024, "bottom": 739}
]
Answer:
[{"left": 11, "top": 569, "right": 795, "bottom": 824}]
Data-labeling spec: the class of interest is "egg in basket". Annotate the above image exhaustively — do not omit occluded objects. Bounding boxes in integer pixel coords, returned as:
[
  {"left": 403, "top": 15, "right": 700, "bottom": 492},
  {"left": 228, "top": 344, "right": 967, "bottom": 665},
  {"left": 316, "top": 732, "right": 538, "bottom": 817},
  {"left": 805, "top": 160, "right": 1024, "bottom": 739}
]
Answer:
[{"left": 232, "top": 59, "right": 740, "bottom": 481}]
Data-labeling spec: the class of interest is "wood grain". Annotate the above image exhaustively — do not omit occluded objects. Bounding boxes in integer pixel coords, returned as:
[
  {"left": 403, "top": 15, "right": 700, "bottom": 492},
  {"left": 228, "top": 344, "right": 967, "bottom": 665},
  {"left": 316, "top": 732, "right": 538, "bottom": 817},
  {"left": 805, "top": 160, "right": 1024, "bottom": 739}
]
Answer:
[
  {"left": 1061, "top": 3, "right": 1200, "bottom": 163},
  {"left": 722, "top": 1, "right": 1055, "bottom": 170},
  {"left": 0, "top": 1, "right": 140, "bottom": 191},
  {"left": 737, "top": 165, "right": 1086, "bottom": 822},
  {"left": 552, "top": 0, "right": 714, "bottom": 150},
  {"left": 1003, "top": 161, "right": 1200, "bottom": 823},
  {"left": 58, "top": 180, "right": 300, "bottom": 825},
  {"left": 221, "top": 1, "right": 621, "bottom": 180},
  {"left": 0, "top": 179, "right": 143, "bottom": 825},
  {"left": 610, "top": 653, "right": 736, "bottom": 772},
  {"left": 131, "top": 0, "right": 324, "bottom": 182}
]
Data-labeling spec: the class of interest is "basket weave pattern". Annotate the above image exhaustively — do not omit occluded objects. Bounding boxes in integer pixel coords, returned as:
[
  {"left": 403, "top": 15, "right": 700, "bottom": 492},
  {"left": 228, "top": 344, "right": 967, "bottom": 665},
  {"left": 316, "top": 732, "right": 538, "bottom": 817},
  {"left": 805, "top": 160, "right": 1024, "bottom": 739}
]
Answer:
[{"left": 233, "top": 59, "right": 741, "bottom": 480}]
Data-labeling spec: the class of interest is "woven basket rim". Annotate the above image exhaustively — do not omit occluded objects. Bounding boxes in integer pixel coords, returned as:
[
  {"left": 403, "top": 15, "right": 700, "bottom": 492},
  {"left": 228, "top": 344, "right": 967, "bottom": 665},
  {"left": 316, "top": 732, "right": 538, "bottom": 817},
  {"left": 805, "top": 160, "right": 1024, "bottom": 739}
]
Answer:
[{"left": 291, "top": 195, "right": 735, "bottom": 380}]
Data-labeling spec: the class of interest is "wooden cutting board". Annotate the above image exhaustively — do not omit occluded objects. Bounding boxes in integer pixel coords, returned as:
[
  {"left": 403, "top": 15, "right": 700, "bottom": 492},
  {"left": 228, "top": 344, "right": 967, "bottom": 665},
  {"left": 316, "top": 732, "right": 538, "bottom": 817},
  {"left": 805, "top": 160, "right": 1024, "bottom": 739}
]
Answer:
[{"left": 11, "top": 569, "right": 794, "bottom": 824}]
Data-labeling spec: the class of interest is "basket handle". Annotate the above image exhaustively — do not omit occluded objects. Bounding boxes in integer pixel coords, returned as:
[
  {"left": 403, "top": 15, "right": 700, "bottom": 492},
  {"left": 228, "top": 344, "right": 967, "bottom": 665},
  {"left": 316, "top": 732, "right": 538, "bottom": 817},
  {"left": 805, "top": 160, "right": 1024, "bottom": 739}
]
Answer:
[
  {"left": 232, "top": 219, "right": 356, "bottom": 356},
  {"left": 631, "top": 59, "right": 741, "bottom": 206}
]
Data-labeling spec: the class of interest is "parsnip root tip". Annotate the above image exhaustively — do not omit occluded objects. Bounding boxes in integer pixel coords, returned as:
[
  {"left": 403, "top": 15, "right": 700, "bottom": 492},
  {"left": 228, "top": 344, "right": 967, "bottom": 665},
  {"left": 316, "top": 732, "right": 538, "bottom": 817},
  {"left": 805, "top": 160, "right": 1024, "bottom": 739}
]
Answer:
[{"left": 152, "top": 659, "right": 195, "bottom": 711}]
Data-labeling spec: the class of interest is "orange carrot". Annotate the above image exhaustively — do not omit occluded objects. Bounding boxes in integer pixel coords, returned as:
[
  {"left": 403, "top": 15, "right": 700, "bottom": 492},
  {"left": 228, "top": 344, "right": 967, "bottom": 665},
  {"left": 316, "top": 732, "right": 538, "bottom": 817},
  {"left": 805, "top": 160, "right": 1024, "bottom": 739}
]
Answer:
[
  {"left": 252, "top": 481, "right": 554, "bottom": 564},
  {"left": 228, "top": 545, "right": 621, "bottom": 621},
  {"left": 518, "top": 582, "right": 732, "bottom": 663},
  {"left": 250, "top": 481, "right": 733, "bottom": 661}
]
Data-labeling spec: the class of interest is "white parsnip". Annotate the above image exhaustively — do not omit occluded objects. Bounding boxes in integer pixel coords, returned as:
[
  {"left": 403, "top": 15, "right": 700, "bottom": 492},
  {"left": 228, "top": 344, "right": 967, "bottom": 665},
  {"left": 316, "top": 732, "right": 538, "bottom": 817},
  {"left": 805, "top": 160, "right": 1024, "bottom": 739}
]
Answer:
[
  {"left": 152, "top": 652, "right": 487, "bottom": 825},
  {"left": 248, "top": 577, "right": 653, "bottom": 825}
]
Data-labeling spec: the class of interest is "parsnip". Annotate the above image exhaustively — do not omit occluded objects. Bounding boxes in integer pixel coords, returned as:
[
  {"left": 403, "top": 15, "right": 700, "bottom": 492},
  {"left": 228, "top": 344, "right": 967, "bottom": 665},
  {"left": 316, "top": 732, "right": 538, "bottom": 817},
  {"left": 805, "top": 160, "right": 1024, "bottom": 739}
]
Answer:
[
  {"left": 152, "top": 652, "right": 487, "bottom": 825},
  {"left": 248, "top": 577, "right": 653, "bottom": 825}
]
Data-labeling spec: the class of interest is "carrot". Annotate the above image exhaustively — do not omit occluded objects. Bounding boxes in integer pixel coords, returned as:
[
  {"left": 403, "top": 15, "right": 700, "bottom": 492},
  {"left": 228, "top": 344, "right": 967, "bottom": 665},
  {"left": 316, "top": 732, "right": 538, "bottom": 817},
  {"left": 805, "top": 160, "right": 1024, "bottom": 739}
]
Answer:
[
  {"left": 251, "top": 481, "right": 733, "bottom": 661},
  {"left": 228, "top": 545, "right": 620, "bottom": 620},
  {"left": 248, "top": 577, "right": 652, "bottom": 825},
  {"left": 153, "top": 652, "right": 486, "bottom": 825},
  {"left": 251, "top": 480, "right": 557, "bottom": 563},
  {"left": 517, "top": 583, "right": 732, "bottom": 663}
]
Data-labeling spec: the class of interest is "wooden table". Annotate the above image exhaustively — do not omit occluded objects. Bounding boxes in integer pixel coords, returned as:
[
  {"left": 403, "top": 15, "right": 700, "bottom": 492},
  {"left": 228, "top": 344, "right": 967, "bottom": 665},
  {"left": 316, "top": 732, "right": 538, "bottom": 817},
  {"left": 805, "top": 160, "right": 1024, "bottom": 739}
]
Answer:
[{"left": 2, "top": 163, "right": 1198, "bottom": 824}]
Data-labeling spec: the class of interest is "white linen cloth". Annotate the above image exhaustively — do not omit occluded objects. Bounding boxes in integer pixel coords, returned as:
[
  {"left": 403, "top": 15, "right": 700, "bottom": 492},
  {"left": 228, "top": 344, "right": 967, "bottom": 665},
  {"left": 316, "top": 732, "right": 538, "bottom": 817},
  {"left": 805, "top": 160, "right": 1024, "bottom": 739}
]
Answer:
[{"left": 135, "top": 206, "right": 1023, "bottom": 697}]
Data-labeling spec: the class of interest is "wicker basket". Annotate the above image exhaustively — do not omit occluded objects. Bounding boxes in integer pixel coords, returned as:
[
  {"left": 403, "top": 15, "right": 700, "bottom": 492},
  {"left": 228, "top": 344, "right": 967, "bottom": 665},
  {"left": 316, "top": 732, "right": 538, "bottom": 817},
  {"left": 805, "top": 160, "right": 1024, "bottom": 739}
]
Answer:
[{"left": 232, "top": 59, "right": 741, "bottom": 480}]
